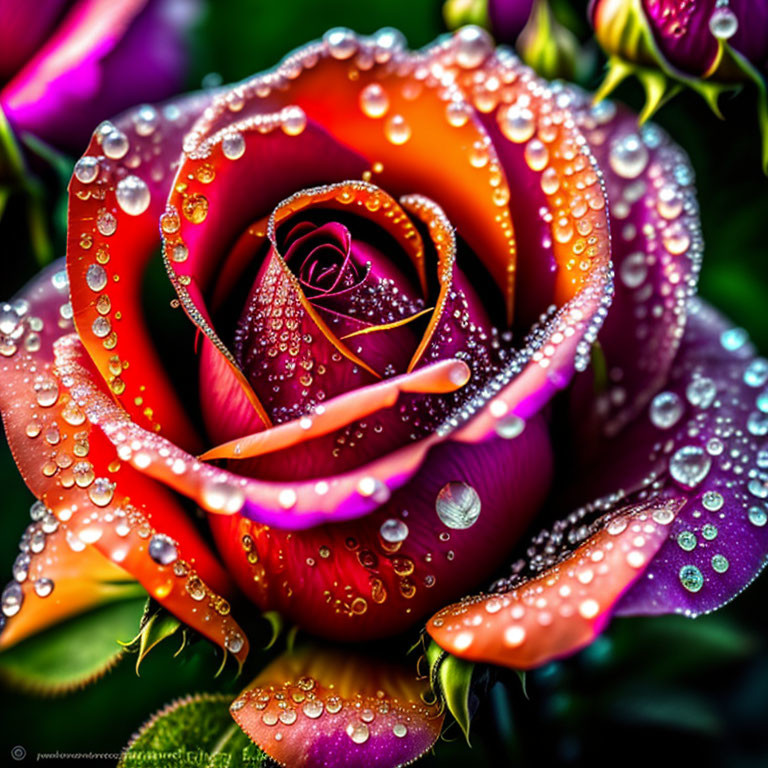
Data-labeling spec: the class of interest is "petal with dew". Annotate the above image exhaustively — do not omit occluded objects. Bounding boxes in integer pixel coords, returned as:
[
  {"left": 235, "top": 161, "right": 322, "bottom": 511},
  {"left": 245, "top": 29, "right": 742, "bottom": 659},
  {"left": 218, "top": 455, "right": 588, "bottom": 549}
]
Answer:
[{"left": 231, "top": 644, "right": 443, "bottom": 768}]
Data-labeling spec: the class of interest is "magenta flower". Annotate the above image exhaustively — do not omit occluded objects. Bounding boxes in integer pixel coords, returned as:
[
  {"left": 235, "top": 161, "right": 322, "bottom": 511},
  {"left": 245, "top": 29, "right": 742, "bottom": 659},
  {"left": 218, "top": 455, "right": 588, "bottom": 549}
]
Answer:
[
  {"left": 1, "top": 25, "right": 767, "bottom": 767},
  {"left": 0, "top": 0, "right": 197, "bottom": 152}
]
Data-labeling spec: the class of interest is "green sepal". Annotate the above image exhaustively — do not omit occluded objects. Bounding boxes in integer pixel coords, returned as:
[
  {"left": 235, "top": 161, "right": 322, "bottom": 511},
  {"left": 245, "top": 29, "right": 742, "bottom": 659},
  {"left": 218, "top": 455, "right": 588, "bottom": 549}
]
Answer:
[
  {"left": 119, "top": 693, "right": 268, "bottom": 768},
  {"left": 0, "top": 596, "right": 145, "bottom": 696},
  {"left": 590, "top": 341, "right": 608, "bottom": 396},
  {"left": 442, "top": 0, "right": 489, "bottom": 31},
  {"left": 261, "top": 610, "right": 283, "bottom": 649},
  {"left": 593, "top": 56, "right": 635, "bottom": 105},
  {"left": 515, "top": 669, "right": 529, "bottom": 700},
  {"left": 437, "top": 653, "right": 476, "bottom": 744},
  {"left": 122, "top": 600, "right": 184, "bottom": 676}
]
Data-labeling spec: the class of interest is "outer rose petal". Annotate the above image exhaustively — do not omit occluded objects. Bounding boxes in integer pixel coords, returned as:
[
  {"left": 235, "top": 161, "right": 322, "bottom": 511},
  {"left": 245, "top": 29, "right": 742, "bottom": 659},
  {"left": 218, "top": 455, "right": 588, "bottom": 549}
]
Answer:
[
  {"left": 231, "top": 645, "right": 443, "bottom": 768},
  {"left": 1, "top": 512, "right": 142, "bottom": 649},
  {"left": 427, "top": 498, "right": 681, "bottom": 668},
  {"left": 1, "top": 0, "right": 196, "bottom": 150},
  {"left": 0, "top": 267, "right": 248, "bottom": 662},
  {"left": 568, "top": 94, "right": 702, "bottom": 438},
  {"left": 210, "top": 416, "right": 552, "bottom": 639},
  {"left": 614, "top": 301, "right": 768, "bottom": 616},
  {"left": 67, "top": 92, "right": 210, "bottom": 450}
]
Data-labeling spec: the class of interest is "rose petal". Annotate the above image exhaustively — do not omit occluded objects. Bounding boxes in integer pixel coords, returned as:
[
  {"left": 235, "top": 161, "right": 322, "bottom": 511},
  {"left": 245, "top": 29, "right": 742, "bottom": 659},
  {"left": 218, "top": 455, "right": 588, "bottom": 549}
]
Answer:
[
  {"left": 0, "top": 269, "right": 248, "bottom": 661},
  {"left": 231, "top": 644, "right": 443, "bottom": 768},
  {"left": 427, "top": 498, "right": 681, "bottom": 668},
  {"left": 614, "top": 300, "right": 768, "bottom": 616},
  {"left": 184, "top": 29, "right": 519, "bottom": 317},
  {"left": 67, "top": 92, "right": 210, "bottom": 450},
  {"left": 0, "top": 512, "right": 140, "bottom": 649},
  {"left": 1, "top": 0, "right": 194, "bottom": 150},
  {"left": 210, "top": 416, "right": 552, "bottom": 639},
  {"left": 568, "top": 95, "right": 702, "bottom": 437}
]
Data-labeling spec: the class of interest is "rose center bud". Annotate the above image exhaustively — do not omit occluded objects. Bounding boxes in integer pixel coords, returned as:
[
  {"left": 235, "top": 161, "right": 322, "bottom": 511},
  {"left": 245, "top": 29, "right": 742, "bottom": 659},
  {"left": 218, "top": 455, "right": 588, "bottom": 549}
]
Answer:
[{"left": 233, "top": 213, "right": 429, "bottom": 425}]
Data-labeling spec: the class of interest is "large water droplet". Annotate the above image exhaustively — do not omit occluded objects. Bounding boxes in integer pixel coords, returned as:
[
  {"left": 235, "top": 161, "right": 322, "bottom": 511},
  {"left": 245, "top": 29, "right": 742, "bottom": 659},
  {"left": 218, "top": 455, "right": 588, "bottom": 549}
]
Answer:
[
  {"left": 709, "top": 7, "right": 738, "bottom": 39},
  {"left": 222, "top": 132, "right": 246, "bottom": 160},
  {"left": 74, "top": 157, "right": 99, "bottom": 184},
  {"left": 359, "top": 83, "right": 389, "bottom": 118},
  {"left": 2, "top": 582, "right": 23, "bottom": 617},
  {"left": 619, "top": 252, "right": 648, "bottom": 288},
  {"left": 679, "top": 564, "right": 704, "bottom": 592},
  {"left": 649, "top": 391, "right": 683, "bottom": 429},
  {"left": 454, "top": 26, "right": 492, "bottom": 69},
  {"left": 498, "top": 104, "right": 535, "bottom": 144},
  {"left": 379, "top": 518, "right": 409, "bottom": 543},
  {"left": 346, "top": 722, "right": 370, "bottom": 744},
  {"left": 436, "top": 482, "right": 481, "bottom": 529},
  {"left": 116, "top": 175, "right": 150, "bottom": 216},
  {"left": 103, "top": 129, "right": 129, "bottom": 160},
  {"left": 86, "top": 264, "right": 108, "bottom": 292},
  {"left": 609, "top": 134, "right": 649, "bottom": 179},
  {"left": 669, "top": 445, "right": 711, "bottom": 489},
  {"left": 148, "top": 534, "right": 178, "bottom": 565},
  {"left": 686, "top": 377, "right": 716, "bottom": 409},
  {"left": 744, "top": 358, "right": 768, "bottom": 388},
  {"left": 324, "top": 28, "right": 357, "bottom": 59}
]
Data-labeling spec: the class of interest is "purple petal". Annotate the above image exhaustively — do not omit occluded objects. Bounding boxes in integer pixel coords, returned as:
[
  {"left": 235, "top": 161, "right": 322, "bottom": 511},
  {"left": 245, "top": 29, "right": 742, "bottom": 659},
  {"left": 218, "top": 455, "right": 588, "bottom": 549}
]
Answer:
[
  {"left": 488, "top": 0, "right": 535, "bottom": 44},
  {"left": 615, "top": 300, "right": 768, "bottom": 616},
  {"left": 1, "top": 0, "right": 196, "bottom": 151}
]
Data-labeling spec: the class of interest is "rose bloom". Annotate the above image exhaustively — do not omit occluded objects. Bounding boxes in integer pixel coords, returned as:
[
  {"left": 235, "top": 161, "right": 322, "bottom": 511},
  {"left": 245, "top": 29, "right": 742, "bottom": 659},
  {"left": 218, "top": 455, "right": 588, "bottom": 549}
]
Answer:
[
  {"left": 0, "top": 0, "right": 196, "bottom": 151},
  {"left": 2, "top": 25, "right": 768, "bottom": 767}
]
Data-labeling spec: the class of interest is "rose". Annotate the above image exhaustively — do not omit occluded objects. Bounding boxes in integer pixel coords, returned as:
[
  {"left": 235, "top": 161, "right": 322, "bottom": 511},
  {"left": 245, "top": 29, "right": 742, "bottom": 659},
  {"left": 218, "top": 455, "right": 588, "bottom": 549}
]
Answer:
[
  {"left": 0, "top": 0, "right": 198, "bottom": 152},
  {"left": 589, "top": 0, "right": 768, "bottom": 165},
  {"left": 2, "top": 25, "right": 767, "bottom": 768}
]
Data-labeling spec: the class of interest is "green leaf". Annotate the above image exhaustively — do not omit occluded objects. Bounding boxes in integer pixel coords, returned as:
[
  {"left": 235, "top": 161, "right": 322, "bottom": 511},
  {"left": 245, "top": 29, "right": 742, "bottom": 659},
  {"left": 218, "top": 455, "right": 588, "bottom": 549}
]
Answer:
[
  {"left": 119, "top": 693, "right": 268, "bottom": 768},
  {"left": 0, "top": 597, "right": 146, "bottom": 695},
  {"left": 437, "top": 654, "right": 475, "bottom": 744}
]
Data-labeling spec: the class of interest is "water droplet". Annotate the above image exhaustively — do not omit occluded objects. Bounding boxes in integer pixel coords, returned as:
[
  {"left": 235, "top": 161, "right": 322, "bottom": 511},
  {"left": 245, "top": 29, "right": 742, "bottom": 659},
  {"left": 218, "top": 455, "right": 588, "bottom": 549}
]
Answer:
[
  {"left": 709, "top": 7, "right": 738, "bottom": 39},
  {"left": 134, "top": 104, "right": 159, "bottom": 136},
  {"left": 149, "top": 534, "right": 178, "bottom": 565},
  {"left": 34, "top": 577, "right": 54, "bottom": 597},
  {"left": 385, "top": 114, "right": 411, "bottom": 145},
  {"left": 524, "top": 139, "right": 548, "bottom": 171},
  {"left": 720, "top": 327, "right": 748, "bottom": 352},
  {"left": 2, "top": 582, "right": 23, "bottom": 616},
  {"left": 203, "top": 480, "right": 245, "bottom": 513},
  {"left": 97, "top": 212, "right": 117, "bottom": 236},
  {"left": 346, "top": 722, "right": 370, "bottom": 744},
  {"left": 748, "top": 505, "right": 767, "bottom": 527},
  {"left": 91, "top": 316, "right": 111, "bottom": 338},
  {"left": 379, "top": 518, "right": 409, "bottom": 543},
  {"left": 393, "top": 723, "right": 408, "bottom": 738},
  {"left": 324, "top": 28, "right": 357, "bottom": 59},
  {"left": 701, "top": 523, "right": 718, "bottom": 541},
  {"left": 359, "top": 83, "right": 389, "bottom": 118},
  {"left": 88, "top": 478, "right": 115, "bottom": 506},
  {"left": 182, "top": 194, "right": 208, "bottom": 224},
  {"left": 495, "top": 414, "right": 525, "bottom": 439},
  {"left": 677, "top": 531, "right": 697, "bottom": 552},
  {"left": 116, "top": 175, "right": 150, "bottom": 216},
  {"left": 747, "top": 411, "right": 768, "bottom": 436},
  {"left": 619, "top": 252, "right": 648, "bottom": 288},
  {"left": 679, "top": 564, "right": 704, "bottom": 592},
  {"left": 436, "top": 482, "right": 481, "bottom": 529},
  {"left": 281, "top": 106, "right": 307, "bottom": 136},
  {"left": 454, "top": 25, "right": 492, "bottom": 68},
  {"left": 744, "top": 358, "right": 768, "bottom": 388},
  {"left": 649, "top": 391, "right": 683, "bottom": 429},
  {"left": 303, "top": 700, "right": 324, "bottom": 719},
  {"left": 103, "top": 129, "right": 129, "bottom": 160},
  {"left": 222, "top": 132, "right": 246, "bottom": 160},
  {"left": 702, "top": 491, "right": 724, "bottom": 512},
  {"left": 669, "top": 445, "right": 711, "bottom": 489},
  {"left": 609, "top": 133, "right": 648, "bottom": 179},
  {"left": 86, "top": 264, "right": 108, "bottom": 292},
  {"left": 686, "top": 377, "right": 716, "bottom": 409},
  {"left": 498, "top": 104, "right": 535, "bottom": 143},
  {"left": 74, "top": 157, "right": 99, "bottom": 184},
  {"left": 711, "top": 554, "right": 729, "bottom": 573}
]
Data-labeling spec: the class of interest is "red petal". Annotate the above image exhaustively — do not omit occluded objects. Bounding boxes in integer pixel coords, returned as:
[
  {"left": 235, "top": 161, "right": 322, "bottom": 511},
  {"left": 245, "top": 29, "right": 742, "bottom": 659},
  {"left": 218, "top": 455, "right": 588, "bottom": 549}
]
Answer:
[
  {"left": 427, "top": 498, "right": 682, "bottom": 668},
  {"left": 231, "top": 644, "right": 443, "bottom": 768},
  {"left": 67, "top": 93, "right": 209, "bottom": 450}
]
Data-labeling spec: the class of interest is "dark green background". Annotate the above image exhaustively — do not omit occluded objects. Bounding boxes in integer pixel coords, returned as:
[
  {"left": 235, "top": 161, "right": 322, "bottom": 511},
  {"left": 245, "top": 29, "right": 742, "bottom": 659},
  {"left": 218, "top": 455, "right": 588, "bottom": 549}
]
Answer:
[{"left": 1, "top": 0, "right": 767, "bottom": 766}]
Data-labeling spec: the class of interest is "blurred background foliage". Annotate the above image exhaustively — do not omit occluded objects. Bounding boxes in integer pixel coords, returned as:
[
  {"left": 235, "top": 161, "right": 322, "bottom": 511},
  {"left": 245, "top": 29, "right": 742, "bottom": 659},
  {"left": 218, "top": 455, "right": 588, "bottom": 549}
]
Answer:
[{"left": 1, "top": 0, "right": 767, "bottom": 766}]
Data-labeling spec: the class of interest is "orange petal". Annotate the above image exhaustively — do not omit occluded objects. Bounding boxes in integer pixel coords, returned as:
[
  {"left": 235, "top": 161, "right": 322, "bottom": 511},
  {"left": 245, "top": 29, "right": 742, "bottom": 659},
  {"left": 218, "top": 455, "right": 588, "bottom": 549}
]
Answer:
[
  {"left": 427, "top": 498, "right": 683, "bottom": 669},
  {"left": 0, "top": 336, "right": 248, "bottom": 664},
  {"left": 230, "top": 644, "right": 443, "bottom": 768},
  {"left": 185, "top": 29, "right": 518, "bottom": 318},
  {"left": 67, "top": 94, "right": 209, "bottom": 450},
  {"left": 1, "top": 513, "right": 141, "bottom": 650}
]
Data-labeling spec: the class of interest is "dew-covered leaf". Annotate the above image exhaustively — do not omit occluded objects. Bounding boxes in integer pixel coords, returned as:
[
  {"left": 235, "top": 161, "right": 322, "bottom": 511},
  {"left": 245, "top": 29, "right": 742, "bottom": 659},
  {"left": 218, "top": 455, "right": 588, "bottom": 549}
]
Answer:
[
  {"left": 119, "top": 693, "right": 267, "bottom": 768},
  {"left": 0, "top": 596, "right": 145, "bottom": 695}
]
